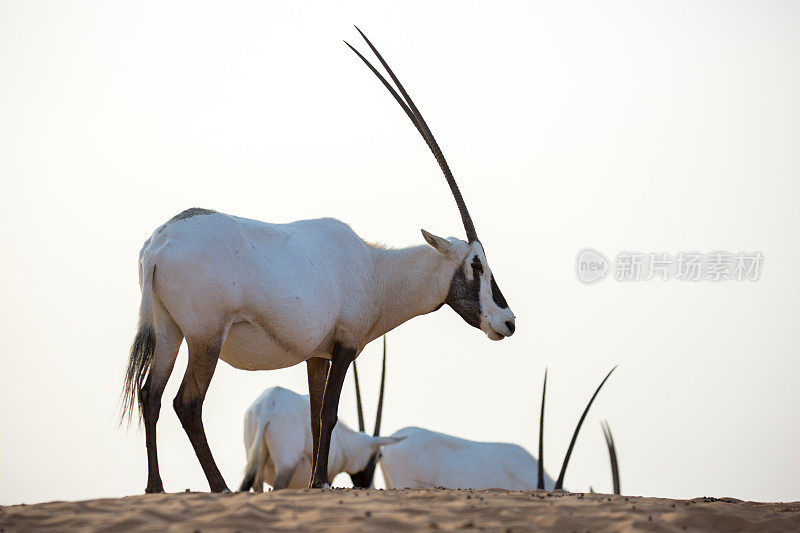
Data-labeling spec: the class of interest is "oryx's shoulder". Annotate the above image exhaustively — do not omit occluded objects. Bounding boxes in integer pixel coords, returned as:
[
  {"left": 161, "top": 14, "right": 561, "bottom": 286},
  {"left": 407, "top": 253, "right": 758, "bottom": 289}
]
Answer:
[
  {"left": 391, "top": 427, "right": 530, "bottom": 454},
  {"left": 286, "top": 217, "right": 361, "bottom": 240}
]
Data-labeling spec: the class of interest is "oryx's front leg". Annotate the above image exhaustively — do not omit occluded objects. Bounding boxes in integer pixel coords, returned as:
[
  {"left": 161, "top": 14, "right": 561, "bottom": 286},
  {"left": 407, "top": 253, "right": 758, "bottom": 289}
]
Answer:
[
  {"left": 309, "top": 344, "right": 355, "bottom": 488},
  {"left": 306, "top": 357, "right": 329, "bottom": 484}
]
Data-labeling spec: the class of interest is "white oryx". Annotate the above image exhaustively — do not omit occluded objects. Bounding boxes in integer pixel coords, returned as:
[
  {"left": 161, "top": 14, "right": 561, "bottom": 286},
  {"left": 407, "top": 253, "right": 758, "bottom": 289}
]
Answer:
[
  {"left": 354, "top": 362, "right": 620, "bottom": 493},
  {"left": 121, "top": 28, "right": 515, "bottom": 494}
]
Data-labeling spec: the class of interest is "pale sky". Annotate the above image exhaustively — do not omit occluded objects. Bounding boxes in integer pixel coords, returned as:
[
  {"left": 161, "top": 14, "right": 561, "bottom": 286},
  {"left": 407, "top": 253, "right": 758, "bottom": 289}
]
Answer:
[{"left": 1, "top": 1, "right": 799, "bottom": 505}]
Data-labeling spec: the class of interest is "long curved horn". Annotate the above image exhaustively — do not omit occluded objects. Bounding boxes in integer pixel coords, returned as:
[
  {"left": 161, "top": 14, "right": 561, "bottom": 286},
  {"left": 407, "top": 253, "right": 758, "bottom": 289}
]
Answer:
[
  {"left": 352, "top": 361, "right": 365, "bottom": 433},
  {"left": 554, "top": 366, "right": 617, "bottom": 490},
  {"left": 601, "top": 420, "right": 621, "bottom": 495},
  {"left": 373, "top": 336, "right": 387, "bottom": 436},
  {"left": 537, "top": 369, "right": 547, "bottom": 490},
  {"left": 345, "top": 27, "right": 479, "bottom": 242}
]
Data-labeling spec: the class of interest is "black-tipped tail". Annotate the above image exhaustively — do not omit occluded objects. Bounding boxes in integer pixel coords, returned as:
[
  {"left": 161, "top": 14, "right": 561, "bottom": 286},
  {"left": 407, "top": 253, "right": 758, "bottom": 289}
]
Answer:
[
  {"left": 239, "top": 464, "right": 257, "bottom": 492},
  {"left": 120, "top": 321, "right": 156, "bottom": 426},
  {"left": 120, "top": 262, "right": 156, "bottom": 426}
]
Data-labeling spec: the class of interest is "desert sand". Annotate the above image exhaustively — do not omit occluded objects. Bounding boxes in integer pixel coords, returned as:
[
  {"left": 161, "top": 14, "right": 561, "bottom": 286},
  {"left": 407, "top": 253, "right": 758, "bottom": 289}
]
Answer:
[{"left": 2, "top": 489, "right": 799, "bottom": 532}]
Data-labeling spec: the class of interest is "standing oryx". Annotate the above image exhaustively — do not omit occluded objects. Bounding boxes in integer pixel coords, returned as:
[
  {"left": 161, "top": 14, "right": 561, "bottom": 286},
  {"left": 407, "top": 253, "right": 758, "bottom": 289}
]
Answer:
[{"left": 121, "top": 28, "right": 515, "bottom": 493}]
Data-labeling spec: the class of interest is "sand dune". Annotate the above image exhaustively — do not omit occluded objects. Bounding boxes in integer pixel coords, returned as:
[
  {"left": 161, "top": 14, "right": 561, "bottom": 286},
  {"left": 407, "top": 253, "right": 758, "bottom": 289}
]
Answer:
[{"left": 2, "top": 489, "right": 799, "bottom": 532}]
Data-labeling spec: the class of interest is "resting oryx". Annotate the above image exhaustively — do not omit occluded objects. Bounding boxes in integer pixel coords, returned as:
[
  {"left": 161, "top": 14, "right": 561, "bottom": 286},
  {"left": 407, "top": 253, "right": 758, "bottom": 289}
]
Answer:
[
  {"left": 358, "top": 366, "right": 619, "bottom": 492},
  {"left": 238, "top": 337, "right": 395, "bottom": 491},
  {"left": 238, "top": 389, "right": 400, "bottom": 491},
  {"left": 121, "top": 28, "right": 515, "bottom": 493}
]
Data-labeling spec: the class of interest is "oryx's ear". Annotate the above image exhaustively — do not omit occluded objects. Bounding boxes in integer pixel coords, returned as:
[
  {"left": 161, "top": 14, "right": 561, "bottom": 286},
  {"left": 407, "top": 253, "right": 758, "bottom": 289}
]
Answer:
[
  {"left": 370, "top": 435, "right": 406, "bottom": 450},
  {"left": 421, "top": 229, "right": 452, "bottom": 254}
]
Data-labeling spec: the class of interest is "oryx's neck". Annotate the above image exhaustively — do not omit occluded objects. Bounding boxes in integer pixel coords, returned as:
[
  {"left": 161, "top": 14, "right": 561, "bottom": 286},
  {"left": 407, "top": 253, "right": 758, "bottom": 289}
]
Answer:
[{"left": 367, "top": 244, "right": 455, "bottom": 342}]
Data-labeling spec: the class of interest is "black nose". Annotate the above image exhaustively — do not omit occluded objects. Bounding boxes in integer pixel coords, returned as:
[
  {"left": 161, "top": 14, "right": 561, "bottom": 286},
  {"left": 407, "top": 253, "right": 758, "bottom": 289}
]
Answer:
[{"left": 504, "top": 321, "right": 515, "bottom": 335}]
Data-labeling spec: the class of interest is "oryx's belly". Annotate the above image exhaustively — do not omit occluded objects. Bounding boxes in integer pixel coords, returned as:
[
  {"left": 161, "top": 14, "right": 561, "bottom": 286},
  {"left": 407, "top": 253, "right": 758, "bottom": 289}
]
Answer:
[{"left": 220, "top": 322, "right": 324, "bottom": 371}]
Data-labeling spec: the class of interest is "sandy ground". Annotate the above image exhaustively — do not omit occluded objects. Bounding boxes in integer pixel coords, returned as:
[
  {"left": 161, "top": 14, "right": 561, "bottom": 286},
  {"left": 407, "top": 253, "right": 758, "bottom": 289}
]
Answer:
[{"left": 2, "top": 489, "right": 799, "bottom": 532}]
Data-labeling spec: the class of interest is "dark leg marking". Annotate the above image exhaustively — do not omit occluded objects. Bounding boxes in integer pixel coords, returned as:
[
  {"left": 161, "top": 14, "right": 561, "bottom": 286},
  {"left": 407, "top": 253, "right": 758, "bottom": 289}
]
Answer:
[
  {"left": 141, "top": 375, "right": 166, "bottom": 494},
  {"left": 307, "top": 357, "right": 329, "bottom": 483},
  {"left": 310, "top": 344, "right": 355, "bottom": 488},
  {"left": 139, "top": 315, "right": 182, "bottom": 494},
  {"left": 173, "top": 338, "right": 229, "bottom": 493}
]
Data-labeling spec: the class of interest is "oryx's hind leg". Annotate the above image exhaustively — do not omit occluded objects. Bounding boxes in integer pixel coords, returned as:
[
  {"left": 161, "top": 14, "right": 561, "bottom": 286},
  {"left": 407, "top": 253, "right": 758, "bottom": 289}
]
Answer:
[
  {"left": 141, "top": 301, "right": 183, "bottom": 494},
  {"left": 173, "top": 333, "right": 230, "bottom": 493},
  {"left": 272, "top": 468, "right": 296, "bottom": 491}
]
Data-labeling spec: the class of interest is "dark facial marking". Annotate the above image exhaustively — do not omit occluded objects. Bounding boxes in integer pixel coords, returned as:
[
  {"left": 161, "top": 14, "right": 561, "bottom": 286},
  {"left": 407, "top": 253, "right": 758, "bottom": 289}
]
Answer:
[
  {"left": 445, "top": 263, "right": 482, "bottom": 328},
  {"left": 490, "top": 275, "right": 509, "bottom": 309},
  {"left": 471, "top": 256, "right": 484, "bottom": 276}
]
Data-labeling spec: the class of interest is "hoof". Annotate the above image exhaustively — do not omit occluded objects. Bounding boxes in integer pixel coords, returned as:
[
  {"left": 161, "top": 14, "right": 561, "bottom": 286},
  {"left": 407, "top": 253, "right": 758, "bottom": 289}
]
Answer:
[{"left": 144, "top": 486, "right": 165, "bottom": 494}]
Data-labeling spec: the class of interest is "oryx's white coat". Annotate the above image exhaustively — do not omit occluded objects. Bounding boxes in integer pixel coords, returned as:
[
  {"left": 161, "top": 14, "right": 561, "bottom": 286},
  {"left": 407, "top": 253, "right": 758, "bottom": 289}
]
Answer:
[
  {"left": 379, "top": 427, "right": 556, "bottom": 491},
  {"left": 241, "top": 387, "right": 399, "bottom": 490},
  {"left": 139, "top": 210, "right": 513, "bottom": 370}
]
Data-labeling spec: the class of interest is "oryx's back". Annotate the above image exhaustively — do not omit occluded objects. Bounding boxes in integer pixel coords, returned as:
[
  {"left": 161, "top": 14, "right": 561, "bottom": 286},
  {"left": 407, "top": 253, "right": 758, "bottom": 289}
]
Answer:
[{"left": 140, "top": 209, "right": 374, "bottom": 370}]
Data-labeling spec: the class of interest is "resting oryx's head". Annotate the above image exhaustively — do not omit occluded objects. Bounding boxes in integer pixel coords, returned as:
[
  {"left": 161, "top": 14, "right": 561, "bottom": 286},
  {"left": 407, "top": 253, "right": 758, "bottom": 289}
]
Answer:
[
  {"left": 346, "top": 27, "right": 515, "bottom": 340},
  {"left": 421, "top": 230, "right": 515, "bottom": 340}
]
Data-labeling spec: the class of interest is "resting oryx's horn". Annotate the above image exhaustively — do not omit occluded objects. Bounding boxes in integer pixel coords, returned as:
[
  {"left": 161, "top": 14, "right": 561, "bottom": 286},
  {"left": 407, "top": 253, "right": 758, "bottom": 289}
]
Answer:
[
  {"left": 554, "top": 366, "right": 617, "bottom": 491},
  {"left": 353, "top": 361, "right": 366, "bottom": 433},
  {"left": 537, "top": 368, "right": 548, "bottom": 490},
  {"left": 346, "top": 27, "right": 479, "bottom": 243},
  {"left": 373, "top": 336, "right": 387, "bottom": 436},
  {"left": 601, "top": 420, "right": 621, "bottom": 495}
]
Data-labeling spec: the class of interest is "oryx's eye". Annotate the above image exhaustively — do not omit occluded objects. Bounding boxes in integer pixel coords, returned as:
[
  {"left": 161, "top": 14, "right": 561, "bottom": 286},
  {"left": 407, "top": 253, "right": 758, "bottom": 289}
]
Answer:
[{"left": 471, "top": 256, "right": 484, "bottom": 275}]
